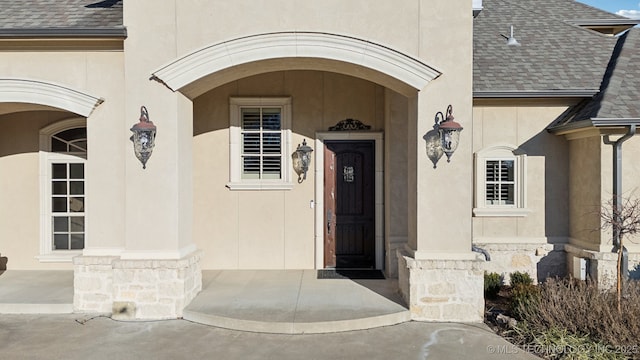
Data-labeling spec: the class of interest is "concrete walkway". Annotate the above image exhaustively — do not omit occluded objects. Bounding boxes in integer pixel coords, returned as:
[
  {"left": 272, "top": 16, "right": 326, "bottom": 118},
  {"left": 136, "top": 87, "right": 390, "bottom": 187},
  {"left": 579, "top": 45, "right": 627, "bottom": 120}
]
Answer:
[
  {"left": 184, "top": 270, "right": 410, "bottom": 334},
  {"left": 0, "top": 270, "right": 540, "bottom": 359},
  {"left": 0, "top": 270, "right": 73, "bottom": 314},
  {"left": 0, "top": 314, "right": 540, "bottom": 360}
]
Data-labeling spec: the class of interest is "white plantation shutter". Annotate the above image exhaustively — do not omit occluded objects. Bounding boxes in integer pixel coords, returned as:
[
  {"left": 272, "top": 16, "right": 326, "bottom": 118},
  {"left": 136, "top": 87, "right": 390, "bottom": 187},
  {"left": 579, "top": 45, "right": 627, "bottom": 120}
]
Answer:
[
  {"left": 485, "top": 159, "right": 514, "bottom": 205},
  {"left": 241, "top": 107, "right": 282, "bottom": 179}
]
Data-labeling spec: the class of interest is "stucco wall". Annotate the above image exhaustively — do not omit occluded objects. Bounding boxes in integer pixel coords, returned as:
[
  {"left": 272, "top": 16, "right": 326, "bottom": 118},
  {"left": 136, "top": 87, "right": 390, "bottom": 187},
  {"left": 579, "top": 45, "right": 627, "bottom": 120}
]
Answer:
[
  {"left": 576, "top": 133, "right": 640, "bottom": 253},
  {"left": 0, "top": 111, "right": 76, "bottom": 269},
  {"left": 568, "top": 136, "right": 603, "bottom": 250},
  {"left": 123, "top": 0, "right": 473, "bottom": 261},
  {"left": 472, "top": 102, "right": 571, "bottom": 280},
  {"left": 193, "top": 71, "right": 386, "bottom": 269},
  {"left": 472, "top": 102, "right": 570, "bottom": 243},
  {"left": 172, "top": 1, "right": 422, "bottom": 63},
  {"left": 0, "top": 48, "right": 125, "bottom": 269}
]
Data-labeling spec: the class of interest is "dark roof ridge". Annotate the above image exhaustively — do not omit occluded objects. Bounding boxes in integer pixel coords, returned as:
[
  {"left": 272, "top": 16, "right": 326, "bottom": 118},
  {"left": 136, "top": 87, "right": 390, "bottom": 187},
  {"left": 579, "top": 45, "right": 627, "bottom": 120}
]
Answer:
[
  {"left": 0, "top": 27, "right": 127, "bottom": 39},
  {"left": 548, "top": 28, "right": 640, "bottom": 132},
  {"left": 565, "top": 0, "right": 631, "bottom": 20},
  {"left": 497, "top": 0, "right": 623, "bottom": 39}
]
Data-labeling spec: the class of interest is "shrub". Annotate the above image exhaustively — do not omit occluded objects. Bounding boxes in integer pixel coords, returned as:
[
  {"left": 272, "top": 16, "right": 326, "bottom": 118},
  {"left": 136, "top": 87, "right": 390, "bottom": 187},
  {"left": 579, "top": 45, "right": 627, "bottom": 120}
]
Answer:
[
  {"left": 484, "top": 272, "right": 502, "bottom": 299},
  {"left": 510, "top": 324, "right": 627, "bottom": 360},
  {"left": 509, "top": 271, "right": 533, "bottom": 287},
  {"left": 509, "top": 283, "right": 539, "bottom": 320},
  {"left": 509, "top": 278, "right": 640, "bottom": 359}
]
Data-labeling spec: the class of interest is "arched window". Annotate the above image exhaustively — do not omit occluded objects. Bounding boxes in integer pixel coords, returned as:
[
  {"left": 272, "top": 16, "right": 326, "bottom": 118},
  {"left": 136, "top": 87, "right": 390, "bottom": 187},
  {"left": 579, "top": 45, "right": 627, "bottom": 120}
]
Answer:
[
  {"left": 38, "top": 118, "right": 87, "bottom": 262},
  {"left": 473, "top": 144, "right": 529, "bottom": 217}
]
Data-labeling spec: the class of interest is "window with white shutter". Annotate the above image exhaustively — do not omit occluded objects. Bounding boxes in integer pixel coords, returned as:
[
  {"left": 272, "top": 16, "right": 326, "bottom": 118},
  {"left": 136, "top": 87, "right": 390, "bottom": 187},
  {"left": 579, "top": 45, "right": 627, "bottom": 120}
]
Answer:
[
  {"left": 228, "top": 98, "right": 293, "bottom": 190},
  {"left": 38, "top": 118, "right": 87, "bottom": 262},
  {"left": 474, "top": 145, "right": 529, "bottom": 217},
  {"left": 485, "top": 159, "right": 514, "bottom": 205}
]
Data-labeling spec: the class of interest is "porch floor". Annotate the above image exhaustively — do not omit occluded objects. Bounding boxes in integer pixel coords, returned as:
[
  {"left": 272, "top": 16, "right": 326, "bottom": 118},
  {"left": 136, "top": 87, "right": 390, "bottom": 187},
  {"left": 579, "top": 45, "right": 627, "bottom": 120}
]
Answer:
[
  {"left": 0, "top": 270, "right": 74, "bottom": 314},
  {"left": 184, "top": 270, "right": 410, "bottom": 334},
  {"left": 0, "top": 270, "right": 410, "bottom": 334}
]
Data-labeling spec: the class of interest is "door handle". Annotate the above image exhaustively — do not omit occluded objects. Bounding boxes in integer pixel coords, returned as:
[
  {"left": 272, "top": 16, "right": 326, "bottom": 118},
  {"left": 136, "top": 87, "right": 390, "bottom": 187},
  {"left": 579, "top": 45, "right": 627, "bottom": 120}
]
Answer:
[{"left": 327, "top": 209, "right": 332, "bottom": 234}]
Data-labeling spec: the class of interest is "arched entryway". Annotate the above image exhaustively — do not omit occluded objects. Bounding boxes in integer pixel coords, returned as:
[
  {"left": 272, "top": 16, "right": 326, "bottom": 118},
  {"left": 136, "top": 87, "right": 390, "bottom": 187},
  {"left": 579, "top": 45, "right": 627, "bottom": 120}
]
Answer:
[
  {"left": 0, "top": 78, "right": 102, "bottom": 312},
  {"left": 152, "top": 32, "right": 437, "bottom": 275}
]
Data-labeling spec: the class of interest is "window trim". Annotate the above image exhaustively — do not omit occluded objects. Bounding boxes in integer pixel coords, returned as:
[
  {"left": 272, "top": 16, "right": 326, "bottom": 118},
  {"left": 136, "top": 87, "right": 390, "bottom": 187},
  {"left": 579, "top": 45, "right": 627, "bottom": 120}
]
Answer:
[
  {"left": 37, "top": 118, "right": 87, "bottom": 262},
  {"left": 473, "top": 144, "right": 529, "bottom": 217},
  {"left": 227, "top": 97, "right": 293, "bottom": 190}
]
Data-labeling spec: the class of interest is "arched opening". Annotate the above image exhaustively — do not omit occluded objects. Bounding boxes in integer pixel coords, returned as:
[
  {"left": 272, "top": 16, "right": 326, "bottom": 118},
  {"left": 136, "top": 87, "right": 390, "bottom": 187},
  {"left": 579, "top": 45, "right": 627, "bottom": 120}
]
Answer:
[
  {"left": 0, "top": 79, "right": 103, "bottom": 117},
  {"left": 152, "top": 32, "right": 440, "bottom": 98},
  {"left": 153, "top": 32, "right": 429, "bottom": 276}
]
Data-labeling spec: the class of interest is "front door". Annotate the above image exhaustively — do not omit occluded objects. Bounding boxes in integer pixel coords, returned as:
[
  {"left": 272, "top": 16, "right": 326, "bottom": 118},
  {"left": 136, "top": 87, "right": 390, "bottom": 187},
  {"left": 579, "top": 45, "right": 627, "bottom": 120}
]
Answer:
[{"left": 324, "top": 140, "right": 375, "bottom": 269}]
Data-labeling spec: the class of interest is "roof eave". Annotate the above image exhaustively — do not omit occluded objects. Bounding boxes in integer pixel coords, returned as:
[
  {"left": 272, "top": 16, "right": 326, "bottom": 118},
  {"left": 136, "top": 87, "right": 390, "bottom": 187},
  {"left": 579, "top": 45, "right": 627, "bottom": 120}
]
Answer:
[
  {"left": 592, "top": 118, "right": 640, "bottom": 126},
  {"left": 474, "top": 90, "right": 599, "bottom": 98},
  {"left": 568, "top": 19, "right": 640, "bottom": 26},
  {"left": 0, "top": 27, "right": 127, "bottom": 39},
  {"left": 549, "top": 118, "right": 640, "bottom": 134}
]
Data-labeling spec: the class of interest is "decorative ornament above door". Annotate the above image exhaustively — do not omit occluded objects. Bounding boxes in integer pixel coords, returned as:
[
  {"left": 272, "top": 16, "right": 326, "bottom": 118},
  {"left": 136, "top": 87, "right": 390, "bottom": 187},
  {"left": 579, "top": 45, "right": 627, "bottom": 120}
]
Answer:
[{"left": 328, "top": 118, "right": 371, "bottom": 131}]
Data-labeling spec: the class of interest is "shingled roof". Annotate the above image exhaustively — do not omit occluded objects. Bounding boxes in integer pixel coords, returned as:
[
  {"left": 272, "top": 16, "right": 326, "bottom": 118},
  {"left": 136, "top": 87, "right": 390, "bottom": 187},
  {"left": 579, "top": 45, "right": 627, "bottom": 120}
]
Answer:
[
  {"left": 549, "top": 28, "right": 640, "bottom": 130},
  {"left": 473, "top": 0, "right": 622, "bottom": 95},
  {"left": 0, "top": 0, "right": 124, "bottom": 37}
]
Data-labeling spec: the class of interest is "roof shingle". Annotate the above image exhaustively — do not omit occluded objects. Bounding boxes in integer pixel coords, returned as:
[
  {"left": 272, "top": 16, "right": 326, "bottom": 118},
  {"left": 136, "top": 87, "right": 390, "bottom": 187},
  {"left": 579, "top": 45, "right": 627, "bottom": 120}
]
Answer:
[
  {"left": 0, "top": 0, "right": 123, "bottom": 29},
  {"left": 474, "top": 0, "right": 619, "bottom": 93}
]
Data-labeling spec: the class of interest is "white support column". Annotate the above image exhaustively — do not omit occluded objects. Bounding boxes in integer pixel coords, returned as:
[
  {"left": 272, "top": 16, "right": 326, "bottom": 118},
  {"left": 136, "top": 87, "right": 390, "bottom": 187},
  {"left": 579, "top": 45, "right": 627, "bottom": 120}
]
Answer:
[
  {"left": 397, "top": 89, "right": 483, "bottom": 322},
  {"left": 397, "top": 0, "right": 483, "bottom": 319},
  {"left": 74, "top": 0, "right": 201, "bottom": 319}
]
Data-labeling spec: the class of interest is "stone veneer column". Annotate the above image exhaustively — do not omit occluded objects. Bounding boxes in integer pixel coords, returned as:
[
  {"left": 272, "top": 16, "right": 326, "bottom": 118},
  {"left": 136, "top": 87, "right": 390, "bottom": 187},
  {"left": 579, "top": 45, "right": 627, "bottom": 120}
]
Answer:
[
  {"left": 397, "top": 250, "right": 484, "bottom": 322},
  {"left": 564, "top": 244, "right": 640, "bottom": 289},
  {"left": 73, "top": 256, "right": 119, "bottom": 313},
  {"left": 73, "top": 251, "right": 202, "bottom": 319}
]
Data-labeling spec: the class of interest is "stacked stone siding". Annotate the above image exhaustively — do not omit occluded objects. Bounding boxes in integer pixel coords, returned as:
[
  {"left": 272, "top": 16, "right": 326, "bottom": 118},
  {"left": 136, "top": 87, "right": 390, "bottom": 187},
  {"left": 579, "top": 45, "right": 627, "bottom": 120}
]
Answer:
[
  {"left": 474, "top": 243, "right": 566, "bottom": 284},
  {"left": 565, "top": 244, "right": 640, "bottom": 289},
  {"left": 73, "top": 256, "right": 119, "bottom": 313},
  {"left": 74, "top": 251, "right": 202, "bottom": 320},
  {"left": 397, "top": 250, "right": 484, "bottom": 322}
]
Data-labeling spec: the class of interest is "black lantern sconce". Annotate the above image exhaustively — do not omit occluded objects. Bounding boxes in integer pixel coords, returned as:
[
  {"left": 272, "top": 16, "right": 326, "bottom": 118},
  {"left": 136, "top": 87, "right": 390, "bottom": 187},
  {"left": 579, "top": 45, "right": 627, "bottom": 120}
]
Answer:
[
  {"left": 292, "top": 139, "right": 313, "bottom": 183},
  {"left": 435, "top": 105, "right": 463, "bottom": 162},
  {"left": 130, "top": 106, "right": 157, "bottom": 169},
  {"left": 425, "top": 104, "right": 464, "bottom": 168}
]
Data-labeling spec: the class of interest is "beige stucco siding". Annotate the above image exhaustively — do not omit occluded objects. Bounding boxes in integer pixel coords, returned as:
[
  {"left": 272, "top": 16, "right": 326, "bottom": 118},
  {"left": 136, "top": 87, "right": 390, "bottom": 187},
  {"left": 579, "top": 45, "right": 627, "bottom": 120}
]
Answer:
[
  {"left": 172, "top": 1, "right": 421, "bottom": 63},
  {"left": 127, "top": 0, "right": 473, "bottom": 261},
  {"left": 193, "top": 71, "right": 385, "bottom": 269},
  {"left": 0, "top": 111, "right": 77, "bottom": 269},
  {"left": 0, "top": 48, "right": 125, "bottom": 269},
  {"left": 595, "top": 134, "right": 640, "bottom": 252},
  {"left": 472, "top": 103, "right": 570, "bottom": 243},
  {"left": 568, "top": 136, "right": 602, "bottom": 250}
]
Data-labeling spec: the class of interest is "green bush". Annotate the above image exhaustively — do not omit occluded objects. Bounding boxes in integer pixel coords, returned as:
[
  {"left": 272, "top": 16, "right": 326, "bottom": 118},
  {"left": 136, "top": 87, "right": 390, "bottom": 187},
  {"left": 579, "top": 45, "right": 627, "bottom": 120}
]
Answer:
[
  {"left": 509, "top": 283, "right": 539, "bottom": 320},
  {"left": 484, "top": 272, "right": 502, "bottom": 299},
  {"left": 509, "top": 271, "right": 533, "bottom": 287}
]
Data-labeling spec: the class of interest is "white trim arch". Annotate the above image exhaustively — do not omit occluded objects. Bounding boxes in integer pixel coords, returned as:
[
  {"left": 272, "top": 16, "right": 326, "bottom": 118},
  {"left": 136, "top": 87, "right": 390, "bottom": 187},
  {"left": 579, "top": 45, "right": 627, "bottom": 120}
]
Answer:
[
  {"left": 473, "top": 144, "right": 529, "bottom": 217},
  {"left": 0, "top": 78, "right": 103, "bottom": 117},
  {"left": 152, "top": 32, "right": 441, "bottom": 95}
]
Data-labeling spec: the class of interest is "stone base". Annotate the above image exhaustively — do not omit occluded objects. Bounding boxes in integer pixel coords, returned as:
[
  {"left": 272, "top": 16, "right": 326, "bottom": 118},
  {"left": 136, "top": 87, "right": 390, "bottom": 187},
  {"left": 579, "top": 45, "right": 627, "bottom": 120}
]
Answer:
[
  {"left": 565, "top": 244, "right": 640, "bottom": 289},
  {"left": 397, "top": 250, "right": 484, "bottom": 322},
  {"left": 474, "top": 242, "right": 566, "bottom": 284},
  {"left": 73, "top": 250, "right": 202, "bottom": 320}
]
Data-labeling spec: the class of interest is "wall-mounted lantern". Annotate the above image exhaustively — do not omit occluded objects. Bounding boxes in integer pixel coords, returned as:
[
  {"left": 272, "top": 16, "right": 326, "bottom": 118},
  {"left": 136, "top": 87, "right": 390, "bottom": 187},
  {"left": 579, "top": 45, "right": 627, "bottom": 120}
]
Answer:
[
  {"left": 292, "top": 139, "right": 313, "bottom": 183},
  {"left": 130, "top": 106, "right": 157, "bottom": 169},
  {"left": 435, "top": 105, "right": 463, "bottom": 162}
]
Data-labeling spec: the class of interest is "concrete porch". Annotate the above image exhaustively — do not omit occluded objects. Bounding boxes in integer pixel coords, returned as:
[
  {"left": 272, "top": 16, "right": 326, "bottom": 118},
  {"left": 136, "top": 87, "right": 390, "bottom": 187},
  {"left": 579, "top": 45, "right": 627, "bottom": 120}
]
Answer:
[
  {"left": 0, "top": 270, "right": 410, "bottom": 333},
  {"left": 183, "top": 270, "right": 410, "bottom": 334},
  {"left": 0, "top": 271, "right": 74, "bottom": 314}
]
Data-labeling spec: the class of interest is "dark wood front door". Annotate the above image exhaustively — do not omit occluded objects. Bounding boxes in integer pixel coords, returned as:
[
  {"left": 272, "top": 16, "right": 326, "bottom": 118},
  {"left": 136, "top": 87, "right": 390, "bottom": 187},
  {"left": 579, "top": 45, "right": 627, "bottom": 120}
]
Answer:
[{"left": 324, "top": 140, "right": 375, "bottom": 269}]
